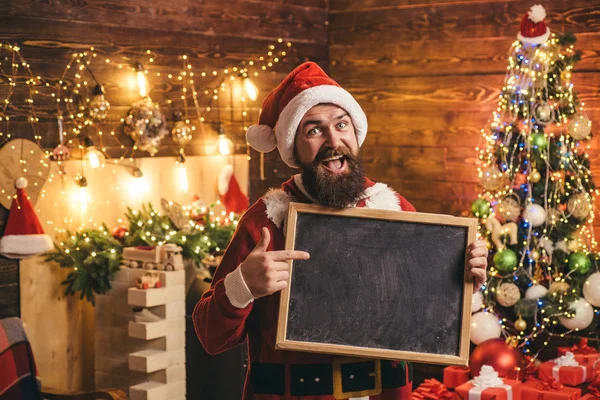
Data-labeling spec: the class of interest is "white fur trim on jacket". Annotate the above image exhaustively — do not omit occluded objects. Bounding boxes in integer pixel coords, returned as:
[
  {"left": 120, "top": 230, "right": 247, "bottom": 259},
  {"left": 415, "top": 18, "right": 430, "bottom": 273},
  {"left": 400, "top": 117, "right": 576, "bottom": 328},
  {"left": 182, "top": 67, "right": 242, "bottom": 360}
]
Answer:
[
  {"left": 224, "top": 266, "right": 255, "bottom": 309},
  {"left": 275, "top": 85, "right": 368, "bottom": 168},
  {"left": 0, "top": 233, "right": 53, "bottom": 259},
  {"left": 262, "top": 177, "right": 402, "bottom": 231}
]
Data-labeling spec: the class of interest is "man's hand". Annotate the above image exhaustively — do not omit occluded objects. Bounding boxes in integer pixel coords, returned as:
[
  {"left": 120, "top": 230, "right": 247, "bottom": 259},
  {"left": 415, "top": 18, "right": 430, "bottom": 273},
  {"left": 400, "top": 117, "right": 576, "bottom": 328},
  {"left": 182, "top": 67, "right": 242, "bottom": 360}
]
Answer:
[
  {"left": 467, "top": 240, "right": 488, "bottom": 293},
  {"left": 240, "top": 227, "right": 310, "bottom": 298}
]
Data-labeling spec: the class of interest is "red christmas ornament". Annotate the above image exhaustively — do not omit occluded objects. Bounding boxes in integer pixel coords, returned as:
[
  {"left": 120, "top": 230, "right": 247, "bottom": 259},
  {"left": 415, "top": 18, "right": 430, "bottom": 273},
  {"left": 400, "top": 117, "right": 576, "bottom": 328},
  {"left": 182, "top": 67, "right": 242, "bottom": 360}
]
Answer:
[
  {"left": 469, "top": 338, "right": 523, "bottom": 380},
  {"left": 155, "top": 281, "right": 162, "bottom": 289},
  {"left": 111, "top": 225, "right": 128, "bottom": 240},
  {"left": 513, "top": 173, "right": 527, "bottom": 188}
]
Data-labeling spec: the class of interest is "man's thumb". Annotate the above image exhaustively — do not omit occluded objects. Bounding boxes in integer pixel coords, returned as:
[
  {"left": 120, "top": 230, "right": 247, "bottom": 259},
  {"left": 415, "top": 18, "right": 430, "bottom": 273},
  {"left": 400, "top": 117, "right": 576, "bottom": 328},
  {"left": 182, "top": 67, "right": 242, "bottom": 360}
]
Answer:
[{"left": 253, "top": 227, "right": 270, "bottom": 252}]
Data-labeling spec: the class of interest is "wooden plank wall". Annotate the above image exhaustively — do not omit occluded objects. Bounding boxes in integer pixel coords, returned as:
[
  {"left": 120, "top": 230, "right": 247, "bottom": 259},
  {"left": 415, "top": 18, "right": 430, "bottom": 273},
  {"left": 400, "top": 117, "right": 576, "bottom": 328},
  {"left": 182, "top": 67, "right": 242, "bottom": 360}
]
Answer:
[
  {"left": 0, "top": 0, "right": 328, "bottom": 391},
  {"left": 0, "top": 0, "right": 328, "bottom": 166},
  {"left": 328, "top": 0, "right": 600, "bottom": 235}
]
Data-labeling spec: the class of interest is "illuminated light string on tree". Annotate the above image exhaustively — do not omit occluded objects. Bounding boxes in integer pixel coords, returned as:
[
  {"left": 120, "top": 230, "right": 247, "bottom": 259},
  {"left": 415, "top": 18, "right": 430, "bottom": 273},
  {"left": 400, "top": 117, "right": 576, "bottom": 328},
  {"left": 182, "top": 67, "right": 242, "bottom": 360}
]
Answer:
[
  {"left": 471, "top": 31, "right": 599, "bottom": 363},
  {"left": 0, "top": 39, "right": 292, "bottom": 235}
]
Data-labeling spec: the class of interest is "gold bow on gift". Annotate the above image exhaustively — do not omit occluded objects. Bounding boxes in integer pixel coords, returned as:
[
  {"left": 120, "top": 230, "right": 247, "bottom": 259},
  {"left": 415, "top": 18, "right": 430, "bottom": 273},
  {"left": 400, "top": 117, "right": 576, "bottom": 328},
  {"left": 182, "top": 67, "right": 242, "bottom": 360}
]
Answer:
[{"left": 485, "top": 217, "right": 518, "bottom": 249}]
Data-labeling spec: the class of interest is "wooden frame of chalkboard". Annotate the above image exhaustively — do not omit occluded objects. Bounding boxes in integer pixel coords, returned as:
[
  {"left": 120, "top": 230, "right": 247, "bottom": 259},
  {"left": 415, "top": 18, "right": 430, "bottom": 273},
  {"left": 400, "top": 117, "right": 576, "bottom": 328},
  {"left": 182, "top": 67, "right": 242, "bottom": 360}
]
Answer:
[{"left": 276, "top": 202, "right": 478, "bottom": 366}]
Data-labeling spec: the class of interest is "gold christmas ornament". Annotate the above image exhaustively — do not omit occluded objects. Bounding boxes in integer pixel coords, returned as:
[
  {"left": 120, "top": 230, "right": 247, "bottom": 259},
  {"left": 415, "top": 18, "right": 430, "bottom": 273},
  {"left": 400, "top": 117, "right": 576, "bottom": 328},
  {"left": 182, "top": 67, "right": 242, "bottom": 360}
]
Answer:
[
  {"left": 567, "top": 114, "right": 592, "bottom": 140},
  {"left": 530, "top": 170, "right": 541, "bottom": 183},
  {"left": 567, "top": 193, "right": 591, "bottom": 220},
  {"left": 480, "top": 166, "right": 506, "bottom": 192},
  {"left": 530, "top": 249, "right": 540, "bottom": 261},
  {"left": 496, "top": 282, "right": 521, "bottom": 307},
  {"left": 497, "top": 195, "right": 521, "bottom": 222},
  {"left": 515, "top": 316, "right": 527, "bottom": 331},
  {"left": 549, "top": 281, "right": 570, "bottom": 295}
]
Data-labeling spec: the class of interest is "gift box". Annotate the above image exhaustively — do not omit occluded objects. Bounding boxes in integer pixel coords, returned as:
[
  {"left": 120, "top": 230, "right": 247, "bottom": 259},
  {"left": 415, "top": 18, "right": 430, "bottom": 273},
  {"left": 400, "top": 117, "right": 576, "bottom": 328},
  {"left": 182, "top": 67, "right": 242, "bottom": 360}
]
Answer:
[
  {"left": 558, "top": 339, "right": 599, "bottom": 366},
  {"left": 443, "top": 365, "right": 470, "bottom": 389},
  {"left": 454, "top": 366, "right": 521, "bottom": 400},
  {"left": 539, "top": 352, "right": 593, "bottom": 386},
  {"left": 580, "top": 395, "right": 600, "bottom": 400},
  {"left": 522, "top": 379, "right": 582, "bottom": 400}
]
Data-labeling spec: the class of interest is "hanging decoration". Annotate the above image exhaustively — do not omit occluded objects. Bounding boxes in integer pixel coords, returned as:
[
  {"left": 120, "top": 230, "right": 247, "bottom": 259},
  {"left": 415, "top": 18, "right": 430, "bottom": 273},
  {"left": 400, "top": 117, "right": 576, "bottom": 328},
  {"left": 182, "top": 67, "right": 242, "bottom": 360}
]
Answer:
[{"left": 123, "top": 98, "right": 169, "bottom": 156}]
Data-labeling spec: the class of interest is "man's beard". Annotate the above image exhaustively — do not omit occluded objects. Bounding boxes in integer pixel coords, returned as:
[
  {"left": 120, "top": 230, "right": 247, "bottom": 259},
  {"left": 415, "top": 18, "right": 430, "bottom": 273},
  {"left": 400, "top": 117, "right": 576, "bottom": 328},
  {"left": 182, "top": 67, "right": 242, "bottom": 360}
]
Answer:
[{"left": 300, "top": 147, "right": 366, "bottom": 209}]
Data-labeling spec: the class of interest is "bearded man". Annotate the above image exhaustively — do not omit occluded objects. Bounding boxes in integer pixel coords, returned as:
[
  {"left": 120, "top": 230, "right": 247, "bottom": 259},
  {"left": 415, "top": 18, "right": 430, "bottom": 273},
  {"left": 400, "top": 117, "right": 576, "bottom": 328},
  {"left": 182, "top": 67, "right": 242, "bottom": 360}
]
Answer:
[{"left": 193, "top": 62, "right": 488, "bottom": 400}]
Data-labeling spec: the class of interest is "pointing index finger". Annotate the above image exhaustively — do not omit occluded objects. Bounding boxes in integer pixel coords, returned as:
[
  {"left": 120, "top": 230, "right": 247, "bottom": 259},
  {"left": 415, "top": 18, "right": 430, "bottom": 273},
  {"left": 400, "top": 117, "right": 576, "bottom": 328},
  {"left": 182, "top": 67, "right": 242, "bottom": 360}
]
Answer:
[{"left": 269, "top": 250, "right": 310, "bottom": 261}]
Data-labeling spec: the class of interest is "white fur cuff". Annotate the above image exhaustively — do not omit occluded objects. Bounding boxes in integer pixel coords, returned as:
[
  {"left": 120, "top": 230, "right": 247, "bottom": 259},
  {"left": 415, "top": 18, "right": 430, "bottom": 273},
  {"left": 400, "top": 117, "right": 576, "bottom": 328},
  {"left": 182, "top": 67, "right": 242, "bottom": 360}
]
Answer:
[{"left": 224, "top": 266, "right": 255, "bottom": 309}]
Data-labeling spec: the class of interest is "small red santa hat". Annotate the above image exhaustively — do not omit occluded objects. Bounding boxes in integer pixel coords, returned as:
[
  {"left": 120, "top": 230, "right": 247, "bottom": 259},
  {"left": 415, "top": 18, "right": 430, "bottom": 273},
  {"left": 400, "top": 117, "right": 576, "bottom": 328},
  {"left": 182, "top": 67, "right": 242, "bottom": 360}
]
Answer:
[
  {"left": 0, "top": 178, "right": 53, "bottom": 259},
  {"left": 517, "top": 5, "right": 551, "bottom": 45},
  {"left": 245, "top": 61, "right": 367, "bottom": 168},
  {"left": 218, "top": 165, "right": 248, "bottom": 214}
]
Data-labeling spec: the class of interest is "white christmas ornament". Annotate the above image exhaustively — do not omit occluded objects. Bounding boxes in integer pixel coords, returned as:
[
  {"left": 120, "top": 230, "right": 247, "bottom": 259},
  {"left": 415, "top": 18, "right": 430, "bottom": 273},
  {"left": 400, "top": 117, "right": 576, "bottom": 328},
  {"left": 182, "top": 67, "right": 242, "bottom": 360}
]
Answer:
[
  {"left": 525, "top": 284, "right": 548, "bottom": 300},
  {"left": 559, "top": 298, "right": 594, "bottom": 330},
  {"left": 524, "top": 204, "right": 546, "bottom": 227},
  {"left": 472, "top": 291, "right": 484, "bottom": 313},
  {"left": 567, "top": 193, "right": 591, "bottom": 220},
  {"left": 470, "top": 312, "right": 502, "bottom": 345},
  {"left": 496, "top": 282, "right": 521, "bottom": 307},
  {"left": 582, "top": 272, "right": 600, "bottom": 307}
]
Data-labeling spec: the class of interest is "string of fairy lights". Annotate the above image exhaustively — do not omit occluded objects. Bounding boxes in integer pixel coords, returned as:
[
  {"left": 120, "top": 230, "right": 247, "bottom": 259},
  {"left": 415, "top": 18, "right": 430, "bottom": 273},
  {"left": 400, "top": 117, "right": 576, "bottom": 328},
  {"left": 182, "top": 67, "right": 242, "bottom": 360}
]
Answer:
[
  {"left": 0, "top": 39, "right": 292, "bottom": 242},
  {"left": 473, "top": 34, "right": 599, "bottom": 360}
]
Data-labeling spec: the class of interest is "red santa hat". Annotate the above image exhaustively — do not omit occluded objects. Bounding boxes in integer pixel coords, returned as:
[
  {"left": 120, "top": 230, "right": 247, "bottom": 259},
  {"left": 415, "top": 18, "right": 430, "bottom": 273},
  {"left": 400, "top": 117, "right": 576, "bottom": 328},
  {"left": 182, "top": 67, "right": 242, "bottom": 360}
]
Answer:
[
  {"left": 517, "top": 5, "right": 550, "bottom": 45},
  {"left": 218, "top": 165, "right": 248, "bottom": 214},
  {"left": 0, "top": 178, "right": 53, "bottom": 259},
  {"left": 245, "top": 61, "right": 367, "bottom": 167}
]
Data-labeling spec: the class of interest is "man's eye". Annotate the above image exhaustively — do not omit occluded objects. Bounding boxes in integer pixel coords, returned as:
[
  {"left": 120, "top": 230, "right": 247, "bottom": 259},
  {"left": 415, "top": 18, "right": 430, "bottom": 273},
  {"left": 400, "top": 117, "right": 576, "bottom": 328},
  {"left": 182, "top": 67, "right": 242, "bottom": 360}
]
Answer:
[
  {"left": 307, "top": 127, "right": 321, "bottom": 136},
  {"left": 337, "top": 121, "right": 347, "bottom": 129}
]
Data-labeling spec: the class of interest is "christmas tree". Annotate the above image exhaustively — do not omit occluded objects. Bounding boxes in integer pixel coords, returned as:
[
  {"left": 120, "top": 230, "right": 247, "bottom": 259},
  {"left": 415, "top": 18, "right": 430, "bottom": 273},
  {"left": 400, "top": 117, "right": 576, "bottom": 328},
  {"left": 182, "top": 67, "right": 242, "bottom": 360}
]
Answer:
[{"left": 470, "top": 5, "right": 600, "bottom": 357}]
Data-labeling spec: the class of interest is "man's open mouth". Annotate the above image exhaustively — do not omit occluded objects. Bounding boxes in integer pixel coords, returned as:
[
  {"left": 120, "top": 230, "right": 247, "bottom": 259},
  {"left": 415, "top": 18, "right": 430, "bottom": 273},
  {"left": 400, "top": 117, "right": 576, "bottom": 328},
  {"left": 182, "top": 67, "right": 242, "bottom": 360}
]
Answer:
[{"left": 320, "top": 154, "right": 346, "bottom": 172}]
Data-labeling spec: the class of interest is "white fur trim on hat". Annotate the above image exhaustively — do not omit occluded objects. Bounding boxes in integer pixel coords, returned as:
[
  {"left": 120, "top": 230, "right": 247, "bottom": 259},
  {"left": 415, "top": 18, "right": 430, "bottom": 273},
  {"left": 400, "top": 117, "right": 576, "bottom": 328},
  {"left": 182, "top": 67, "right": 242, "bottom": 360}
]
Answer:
[
  {"left": 275, "top": 85, "right": 368, "bottom": 167},
  {"left": 518, "top": 27, "right": 551, "bottom": 45},
  {"left": 528, "top": 4, "right": 546, "bottom": 23},
  {"left": 246, "top": 124, "right": 277, "bottom": 153},
  {"left": 0, "top": 233, "right": 53, "bottom": 259}
]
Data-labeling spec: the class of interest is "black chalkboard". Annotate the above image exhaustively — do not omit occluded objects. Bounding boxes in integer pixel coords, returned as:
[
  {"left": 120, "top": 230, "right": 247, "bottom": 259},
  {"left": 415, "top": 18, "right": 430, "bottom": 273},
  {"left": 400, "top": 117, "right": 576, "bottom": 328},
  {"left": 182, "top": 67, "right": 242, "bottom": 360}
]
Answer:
[{"left": 276, "top": 203, "right": 477, "bottom": 365}]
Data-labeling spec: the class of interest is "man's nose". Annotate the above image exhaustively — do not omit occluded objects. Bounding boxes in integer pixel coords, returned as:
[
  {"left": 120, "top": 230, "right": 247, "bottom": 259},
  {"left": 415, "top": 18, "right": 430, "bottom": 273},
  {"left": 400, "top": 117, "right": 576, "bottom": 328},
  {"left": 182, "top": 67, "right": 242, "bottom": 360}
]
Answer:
[{"left": 324, "top": 129, "right": 343, "bottom": 148}]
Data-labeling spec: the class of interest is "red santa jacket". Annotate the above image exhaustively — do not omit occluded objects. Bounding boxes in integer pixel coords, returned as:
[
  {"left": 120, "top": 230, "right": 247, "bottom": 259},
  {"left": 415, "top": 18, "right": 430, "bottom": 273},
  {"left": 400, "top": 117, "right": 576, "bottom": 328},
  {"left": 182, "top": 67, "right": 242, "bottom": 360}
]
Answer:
[{"left": 193, "top": 175, "right": 416, "bottom": 400}]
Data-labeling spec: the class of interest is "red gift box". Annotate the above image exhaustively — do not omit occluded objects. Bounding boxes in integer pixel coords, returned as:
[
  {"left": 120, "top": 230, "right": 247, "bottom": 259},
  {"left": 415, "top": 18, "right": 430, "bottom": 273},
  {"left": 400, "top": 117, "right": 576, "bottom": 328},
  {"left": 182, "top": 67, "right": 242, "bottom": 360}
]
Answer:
[
  {"left": 454, "top": 379, "right": 521, "bottom": 400},
  {"left": 443, "top": 365, "right": 470, "bottom": 389},
  {"left": 539, "top": 354, "right": 593, "bottom": 386},
  {"left": 522, "top": 379, "right": 582, "bottom": 400},
  {"left": 580, "top": 395, "right": 600, "bottom": 400},
  {"left": 558, "top": 339, "right": 599, "bottom": 366}
]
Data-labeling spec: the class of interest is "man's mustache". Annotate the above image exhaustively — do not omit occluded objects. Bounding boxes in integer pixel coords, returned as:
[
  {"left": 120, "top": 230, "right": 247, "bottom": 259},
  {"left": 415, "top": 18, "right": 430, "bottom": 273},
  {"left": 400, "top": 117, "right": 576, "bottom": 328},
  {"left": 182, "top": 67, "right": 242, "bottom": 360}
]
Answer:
[{"left": 313, "top": 146, "right": 354, "bottom": 165}]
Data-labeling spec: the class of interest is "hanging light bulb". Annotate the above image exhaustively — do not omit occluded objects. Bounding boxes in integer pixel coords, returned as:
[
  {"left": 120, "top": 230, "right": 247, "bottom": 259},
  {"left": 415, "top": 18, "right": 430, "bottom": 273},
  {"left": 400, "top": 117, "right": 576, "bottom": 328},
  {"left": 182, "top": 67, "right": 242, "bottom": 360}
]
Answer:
[
  {"left": 176, "top": 154, "right": 189, "bottom": 193},
  {"left": 82, "top": 137, "right": 105, "bottom": 169},
  {"left": 217, "top": 126, "right": 234, "bottom": 156},
  {"left": 135, "top": 62, "right": 149, "bottom": 97},
  {"left": 171, "top": 112, "right": 193, "bottom": 145},
  {"left": 89, "top": 84, "right": 110, "bottom": 120},
  {"left": 243, "top": 77, "right": 258, "bottom": 101},
  {"left": 75, "top": 175, "right": 89, "bottom": 211}
]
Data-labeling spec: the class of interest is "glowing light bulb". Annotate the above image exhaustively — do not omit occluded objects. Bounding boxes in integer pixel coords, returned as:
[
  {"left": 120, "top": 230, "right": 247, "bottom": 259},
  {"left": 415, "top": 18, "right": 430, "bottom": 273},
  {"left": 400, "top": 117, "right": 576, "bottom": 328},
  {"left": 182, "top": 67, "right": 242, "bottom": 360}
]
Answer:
[
  {"left": 217, "top": 133, "right": 234, "bottom": 156},
  {"left": 176, "top": 155, "right": 189, "bottom": 193},
  {"left": 135, "top": 62, "right": 149, "bottom": 97},
  {"left": 82, "top": 137, "right": 105, "bottom": 169},
  {"left": 243, "top": 77, "right": 258, "bottom": 101}
]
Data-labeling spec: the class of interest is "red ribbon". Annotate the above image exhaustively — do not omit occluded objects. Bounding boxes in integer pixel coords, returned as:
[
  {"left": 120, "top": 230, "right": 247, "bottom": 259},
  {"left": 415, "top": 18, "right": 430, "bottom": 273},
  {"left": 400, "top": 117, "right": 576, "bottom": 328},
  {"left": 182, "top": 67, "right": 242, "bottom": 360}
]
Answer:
[
  {"left": 535, "top": 377, "right": 564, "bottom": 391},
  {"left": 570, "top": 338, "right": 596, "bottom": 355},
  {"left": 411, "top": 378, "right": 453, "bottom": 400}
]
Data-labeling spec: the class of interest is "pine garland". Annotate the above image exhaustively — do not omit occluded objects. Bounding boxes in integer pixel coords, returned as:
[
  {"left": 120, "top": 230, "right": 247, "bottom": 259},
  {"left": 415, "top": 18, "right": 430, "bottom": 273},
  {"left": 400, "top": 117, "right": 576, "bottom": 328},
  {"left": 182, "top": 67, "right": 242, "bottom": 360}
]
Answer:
[{"left": 44, "top": 201, "right": 237, "bottom": 305}]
